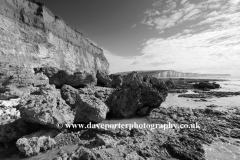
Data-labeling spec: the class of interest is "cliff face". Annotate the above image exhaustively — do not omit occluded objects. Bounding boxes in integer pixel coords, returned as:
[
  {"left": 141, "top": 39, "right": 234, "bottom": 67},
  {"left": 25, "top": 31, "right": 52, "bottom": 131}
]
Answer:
[
  {"left": 116, "top": 70, "right": 231, "bottom": 78},
  {"left": 0, "top": 0, "right": 109, "bottom": 74},
  {"left": 155, "top": 70, "right": 231, "bottom": 78}
]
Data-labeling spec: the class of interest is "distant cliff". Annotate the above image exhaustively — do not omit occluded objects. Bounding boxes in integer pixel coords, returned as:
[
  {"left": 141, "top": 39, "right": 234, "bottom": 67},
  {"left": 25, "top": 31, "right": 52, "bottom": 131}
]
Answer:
[
  {"left": 116, "top": 70, "right": 231, "bottom": 78},
  {"left": 0, "top": 0, "right": 109, "bottom": 74}
]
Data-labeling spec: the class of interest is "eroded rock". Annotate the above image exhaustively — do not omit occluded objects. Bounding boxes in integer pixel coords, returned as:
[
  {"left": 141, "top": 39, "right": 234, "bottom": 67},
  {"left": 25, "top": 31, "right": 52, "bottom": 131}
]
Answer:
[
  {"left": 75, "top": 94, "right": 109, "bottom": 123},
  {"left": 16, "top": 130, "right": 58, "bottom": 157},
  {"left": 194, "top": 82, "right": 220, "bottom": 90},
  {"left": 109, "top": 74, "right": 123, "bottom": 88},
  {"left": 165, "top": 79, "right": 176, "bottom": 89},
  {"left": 106, "top": 72, "right": 168, "bottom": 118},
  {"left": 61, "top": 85, "right": 112, "bottom": 123},
  {"left": 19, "top": 85, "right": 75, "bottom": 129}
]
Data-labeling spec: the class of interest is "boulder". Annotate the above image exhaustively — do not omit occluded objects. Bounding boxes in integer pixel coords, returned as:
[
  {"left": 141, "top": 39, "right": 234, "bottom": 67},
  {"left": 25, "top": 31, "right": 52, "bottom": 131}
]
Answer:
[
  {"left": 93, "top": 87, "right": 114, "bottom": 102},
  {"left": 61, "top": 85, "right": 114, "bottom": 104},
  {"left": 122, "top": 71, "right": 143, "bottom": 89},
  {"left": 19, "top": 85, "right": 75, "bottom": 129},
  {"left": 194, "top": 82, "right": 220, "bottom": 89},
  {"left": 16, "top": 130, "right": 58, "bottom": 157},
  {"left": 149, "top": 76, "right": 169, "bottom": 90},
  {"left": 60, "top": 85, "right": 79, "bottom": 109},
  {"left": 61, "top": 85, "right": 111, "bottom": 123},
  {"left": 165, "top": 79, "right": 176, "bottom": 89},
  {"left": 74, "top": 95, "right": 109, "bottom": 123},
  {"left": 109, "top": 74, "right": 123, "bottom": 88},
  {"left": 106, "top": 72, "right": 168, "bottom": 117}
]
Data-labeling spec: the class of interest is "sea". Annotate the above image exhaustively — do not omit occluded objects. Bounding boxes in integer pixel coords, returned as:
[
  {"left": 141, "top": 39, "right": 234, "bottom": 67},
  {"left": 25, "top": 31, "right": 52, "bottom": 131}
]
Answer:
[{"left": 161, "top": 76, "right": 240, "bottom": 110}]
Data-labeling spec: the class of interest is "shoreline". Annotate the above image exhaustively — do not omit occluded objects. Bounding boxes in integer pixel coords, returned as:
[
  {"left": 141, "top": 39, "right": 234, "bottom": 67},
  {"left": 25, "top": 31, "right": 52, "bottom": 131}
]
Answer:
[{"left": 1, "top": 73, "right": 240, "bottom": 160}]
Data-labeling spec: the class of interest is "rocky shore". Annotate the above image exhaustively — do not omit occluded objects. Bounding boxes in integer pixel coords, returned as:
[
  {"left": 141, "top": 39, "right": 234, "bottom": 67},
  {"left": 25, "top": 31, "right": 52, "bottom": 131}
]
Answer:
[
  {"left": 0, "top": 71, "right": 169, "bottom": 159},
  {"left": 1, "top": 72, "right": 240, "bottom": 160}
]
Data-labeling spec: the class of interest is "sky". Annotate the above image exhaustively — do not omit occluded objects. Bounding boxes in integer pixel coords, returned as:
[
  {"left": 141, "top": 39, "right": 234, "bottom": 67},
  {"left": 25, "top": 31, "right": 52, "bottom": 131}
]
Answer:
[{"left": 38, "top": 0, "right": 240, "bottom": 76}]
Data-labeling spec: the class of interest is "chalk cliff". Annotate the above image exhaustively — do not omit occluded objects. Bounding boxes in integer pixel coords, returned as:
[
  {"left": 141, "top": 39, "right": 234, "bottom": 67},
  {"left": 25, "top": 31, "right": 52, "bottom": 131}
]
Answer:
[
  {"left": 116, "top": 70, "right": 231, "bottom": 78},
  {"left": 0, "top": 0, "right": 109, "bottom": 87}
]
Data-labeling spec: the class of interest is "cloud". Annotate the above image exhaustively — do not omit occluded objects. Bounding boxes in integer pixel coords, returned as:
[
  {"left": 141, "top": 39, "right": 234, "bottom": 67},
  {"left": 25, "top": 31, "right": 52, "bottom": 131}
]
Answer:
[
  {"left": 139, "top": 22, "right": 240, "bottom": 75},
  {"left": 103, "top": 49, "right": 136, "bottom": 73},
  {"left": 104, "top": 0, "right": 240, "bottom": 76},
  {"left": 152, "top": 0, "right": 164, "bottom": 7},
  {"left": 181, "top": 0, "right": 188, "bottom": 5},
  {"left": 162, "top": 0, "right": 177, "bottom": 14},
  {"left": 130, "top": 24, "right": 137, "bottom": 28},
  {"left": 182, "top": 8, "right": 201, "bottom": 21},
  {"left": 141, "top": 0, "right": 236, "bottom": 32}
]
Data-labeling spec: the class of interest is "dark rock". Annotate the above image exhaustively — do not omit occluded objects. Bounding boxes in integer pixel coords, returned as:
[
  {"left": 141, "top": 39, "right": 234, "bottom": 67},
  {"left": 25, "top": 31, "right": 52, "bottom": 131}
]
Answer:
[
  {"left": 168, "top": 89, "right": 188, "bottom": 93},
  {"left": 204, "top": 108, "right": 226, "bottom": 116},
  {"left": 178, "top": 93, "right": 211, "bottom": 99},
  {"left": 149, "top": 76, "right": 169, "bottom": 91},
  {"left": 122, "top": 71, "right": 143, "bottom": 89},
  {"left": 164, "top": 136, "right": 205, "bottom": 160},
  {"left": 60, "top": 85, "right": 79, "bottom": 109},
  {"left": 150, "top": 106, "right": 238, "bottom": 142},
  {"left": 0, "top": 119, "right": 41, "bottom": 143},
  {"left": 194, "top": 82, "right": 220, "bottom": 90},
  {"left": 205, "top": 91, "right": 240, "bottom": 98},
  {"left": 165, "top": 79, "right": 176, "bottom": 89},
  {"left": 179, "top": 91, "right": 240, "bottom": 99},
  {"left": 96, "top": 70, "right": 112, "bottom": 87},
  {"left": 19, "top": 85, "right": 75, "bottom": 129},
  {"left": 193, "top": 99, "right": 208, "bottom": 102},
  {"left": 206, "top": 104, "right": 221, "bottom": 108},
  {"left": 137, "top": 107, "right": 150, "bottom": 116},
  {"left": 143, "top": 75, "right": 151, "bottom": 83},
  {"left": 109, "top": 74, "right": 123, "bottom": 88},
  {"left": 106, "top": 72, "right": 168, "bottom": 117}
]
